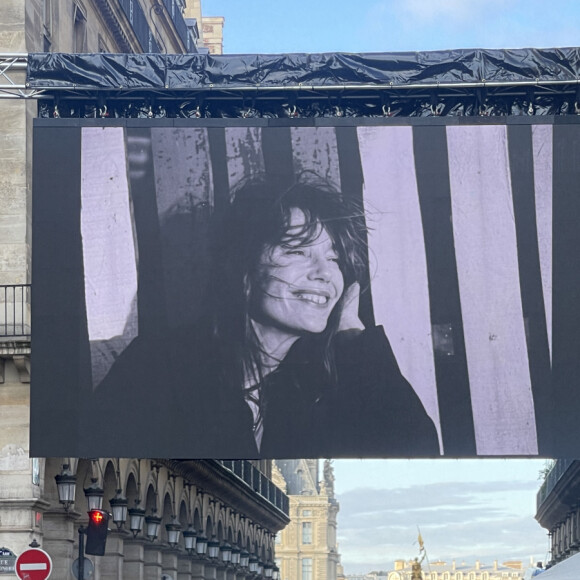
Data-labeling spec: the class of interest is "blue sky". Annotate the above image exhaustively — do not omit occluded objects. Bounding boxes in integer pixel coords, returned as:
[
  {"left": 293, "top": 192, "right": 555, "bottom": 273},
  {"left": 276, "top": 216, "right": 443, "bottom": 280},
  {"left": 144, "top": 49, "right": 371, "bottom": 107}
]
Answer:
[
  {"left": 199, "top": 1, "right": 567, "bottom": 575},
  {"left": 202, "top": 0, "right": 579, "bottom": 55}
]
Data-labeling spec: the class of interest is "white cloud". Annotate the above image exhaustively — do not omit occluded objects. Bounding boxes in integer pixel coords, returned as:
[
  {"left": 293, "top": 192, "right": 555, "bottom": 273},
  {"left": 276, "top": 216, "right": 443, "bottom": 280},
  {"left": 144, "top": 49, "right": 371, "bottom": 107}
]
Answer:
[{"left": 332, "top": 461, "right": 549, "bottom": 575}]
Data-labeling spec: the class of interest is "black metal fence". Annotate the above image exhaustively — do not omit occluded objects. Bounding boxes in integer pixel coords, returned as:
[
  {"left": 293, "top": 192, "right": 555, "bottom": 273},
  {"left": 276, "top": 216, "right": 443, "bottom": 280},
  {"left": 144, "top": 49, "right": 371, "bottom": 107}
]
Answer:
[
  {"left": 0, "top": 284, "right": 31, "bottom": 338},
  {"left": 221, "top": 460, "right": 289, "bottom": 515},
  {"left": 537, "top": 459, "right": 576, "bottom": 509}
]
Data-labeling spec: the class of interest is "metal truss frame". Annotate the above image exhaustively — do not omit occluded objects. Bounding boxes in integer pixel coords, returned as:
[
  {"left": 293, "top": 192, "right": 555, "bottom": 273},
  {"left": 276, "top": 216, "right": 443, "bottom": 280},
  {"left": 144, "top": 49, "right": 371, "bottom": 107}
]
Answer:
[{"left": 0, "top": 54, "right": 47, "bottom": 99}]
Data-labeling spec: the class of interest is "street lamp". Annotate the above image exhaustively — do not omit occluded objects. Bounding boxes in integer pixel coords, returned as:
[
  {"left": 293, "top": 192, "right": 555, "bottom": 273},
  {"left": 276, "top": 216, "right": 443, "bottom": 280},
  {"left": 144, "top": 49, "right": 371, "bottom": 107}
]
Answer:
[
  {"left": 165, "top": 515, "right": 182, "bottom": 548},
  {"left": 196, "top": 533, "right": 208, "bottom": 556},
  {"left": 55, "top": 463, "right": 76, "bottom": 511},
  {"left": 207, "top": 537, "right": 220, "bottom": 559},
  {"left": 109, "top": 489, "right": 128, "bottom": 529},
  {"left": 128, "top": 501, "right": 146, "bottom": 538},
  {"left": 240, "top": 549, "right": 250, "bottom": 568},
  {"left": 231, "top": 546, "right": 241, "bottom": 566},
  {"left": 220, "top": 542, "right": 232, "bottom": 563},
  {"left": 183, "top": 524, "right": 197, "bottom": 554},
  {"left": 145, "top": 511, "right": 162, "bottom": 541},
  {"left": 84, "top": 477, "right": 104, "bottom": 511}
]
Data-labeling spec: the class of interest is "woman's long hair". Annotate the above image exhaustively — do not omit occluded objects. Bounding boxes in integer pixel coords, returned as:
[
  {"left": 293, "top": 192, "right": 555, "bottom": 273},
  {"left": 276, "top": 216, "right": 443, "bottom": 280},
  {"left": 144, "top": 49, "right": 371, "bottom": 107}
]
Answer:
[{"left": 206, "top": 173, "right": 368, "bottom": 396}]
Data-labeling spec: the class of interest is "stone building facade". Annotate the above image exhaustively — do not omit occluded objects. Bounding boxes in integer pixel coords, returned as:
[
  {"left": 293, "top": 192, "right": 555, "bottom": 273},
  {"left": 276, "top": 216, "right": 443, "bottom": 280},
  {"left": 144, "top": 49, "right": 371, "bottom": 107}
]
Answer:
[
  {"left": 383, "top": 559, "right": 524, "bottom": 580},
  {"left": 0, "top": 2, "right": 288, "bottom": 579},
  {"left": 273, "top": 460, "right": 341, "bottom": 580},
  {"left": 347, "top": 560, "right": 525, "bottom": 580},
  {"left": 200, "top": 16, "right": 225, "bottom": 54},
  {"left": 535, "top": 459, "right": 580, "bottom": 564}
]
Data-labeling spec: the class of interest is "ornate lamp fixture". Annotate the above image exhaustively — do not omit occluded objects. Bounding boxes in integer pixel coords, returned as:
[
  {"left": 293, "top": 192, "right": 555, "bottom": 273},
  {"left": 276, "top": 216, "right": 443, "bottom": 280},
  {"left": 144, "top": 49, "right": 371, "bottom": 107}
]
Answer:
[
  {"left": 55, "top": 463, "right": 76, "bottom": 511},
  {"left": 183, "top": 523, "right": 197, "bottom": 554},
  {"left": 109, "top": 489, "right": 128, "bottom": 529},
  {"left": 207, "top": 537, "right": 220, "bottom": 559},
  {"left": 145, "top": 510, "right": 162, "bottom": 541},
  {"left": 128, "top": 500, "right": 146, "bottom": 538},
  {"left": 84, "top": 477, "right": 104, "bottom": 511},
  {"left": 165, "top": 514, "right": 182, "bottom": 548},
  {"left": 196, "top": 532, "right": 208, "bottom": 556},
  {"left": 240, "top": 549, "right": 250, "bottom": 568},
  {"left": 220, "top": 542, "right": 232, "bottom": 563}
]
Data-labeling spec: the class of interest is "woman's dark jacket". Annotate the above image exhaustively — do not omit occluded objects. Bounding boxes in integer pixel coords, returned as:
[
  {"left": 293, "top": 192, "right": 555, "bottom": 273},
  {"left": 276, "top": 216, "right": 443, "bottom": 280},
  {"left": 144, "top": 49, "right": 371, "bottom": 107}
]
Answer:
[{"left": 85, "top": 324, "right": 440, "bottom": 459}]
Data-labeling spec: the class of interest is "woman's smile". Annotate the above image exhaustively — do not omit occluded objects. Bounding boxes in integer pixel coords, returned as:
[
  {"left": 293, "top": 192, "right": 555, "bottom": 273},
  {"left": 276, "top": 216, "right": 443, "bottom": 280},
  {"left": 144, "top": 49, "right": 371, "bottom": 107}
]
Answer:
[{"left": 253, "top": 208, "right": 345, "bottom": 337}]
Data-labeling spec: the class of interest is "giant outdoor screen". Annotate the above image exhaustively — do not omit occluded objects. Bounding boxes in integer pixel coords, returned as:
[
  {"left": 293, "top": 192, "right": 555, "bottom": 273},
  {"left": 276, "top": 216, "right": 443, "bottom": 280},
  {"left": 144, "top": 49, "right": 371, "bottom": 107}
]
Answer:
[{"left": 31, "top": 118, "right": 578, "bottom": 459}]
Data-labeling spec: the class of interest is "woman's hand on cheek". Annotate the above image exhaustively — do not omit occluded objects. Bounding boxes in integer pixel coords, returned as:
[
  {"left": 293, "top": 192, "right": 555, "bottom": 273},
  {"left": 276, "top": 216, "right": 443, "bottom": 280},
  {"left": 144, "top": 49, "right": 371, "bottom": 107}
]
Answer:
[{"left": 338, "top": 282, "right": 365, "bottom": 332}]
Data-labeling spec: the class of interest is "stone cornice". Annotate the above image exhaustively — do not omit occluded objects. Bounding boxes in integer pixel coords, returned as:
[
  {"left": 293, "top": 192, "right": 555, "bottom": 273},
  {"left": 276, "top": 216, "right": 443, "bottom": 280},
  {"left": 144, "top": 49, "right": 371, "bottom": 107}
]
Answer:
[
  {"left": 536, "top": 461, "right": 580, "bottom": 530},
  {"left": 0, "top": 498, "right": 50, "bottom": 511},
  {"left": 96, "top": 0, "right": 142, "bottom": 53},
  {"left": 0, "top": 343, "right": 30, "bottom": 383}
]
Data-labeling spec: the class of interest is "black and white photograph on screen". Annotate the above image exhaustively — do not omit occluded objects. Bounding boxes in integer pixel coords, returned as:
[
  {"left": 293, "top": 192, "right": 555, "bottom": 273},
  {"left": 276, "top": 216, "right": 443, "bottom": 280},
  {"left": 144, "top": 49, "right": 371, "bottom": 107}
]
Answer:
[{"left": 31, "top": 121, "right": 556, "bottom": 459}]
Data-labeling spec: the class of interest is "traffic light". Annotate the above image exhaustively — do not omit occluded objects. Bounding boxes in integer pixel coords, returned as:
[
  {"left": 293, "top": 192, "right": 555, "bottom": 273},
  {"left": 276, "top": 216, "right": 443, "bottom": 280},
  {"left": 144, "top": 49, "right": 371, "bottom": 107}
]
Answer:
[{"left": 85, "top": 509, "right": 109, "bottom": 556}]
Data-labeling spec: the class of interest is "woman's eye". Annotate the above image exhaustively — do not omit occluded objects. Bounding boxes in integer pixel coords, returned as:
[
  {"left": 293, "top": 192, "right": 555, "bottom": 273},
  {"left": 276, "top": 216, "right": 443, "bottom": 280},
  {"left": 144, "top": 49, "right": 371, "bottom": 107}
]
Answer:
[
  {"left": 327, "top": 255, "right": 340, "bottom": 263},
  {"left": 286, "top": 249, "right": 305, "bottom": 256}
]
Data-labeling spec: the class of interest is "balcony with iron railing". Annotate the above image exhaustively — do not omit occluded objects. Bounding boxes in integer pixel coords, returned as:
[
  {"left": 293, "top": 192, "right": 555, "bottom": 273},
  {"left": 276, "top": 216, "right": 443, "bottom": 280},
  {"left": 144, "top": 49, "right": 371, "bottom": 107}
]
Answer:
[
  {"left": 536, "top": 458, "right": 580, "bottom": 532},
  {"left": 220, "top": 460, "right": 290, "bottom": 515},
  {"left": 0, "top": 284, "right": 30, "bottom": 341}
]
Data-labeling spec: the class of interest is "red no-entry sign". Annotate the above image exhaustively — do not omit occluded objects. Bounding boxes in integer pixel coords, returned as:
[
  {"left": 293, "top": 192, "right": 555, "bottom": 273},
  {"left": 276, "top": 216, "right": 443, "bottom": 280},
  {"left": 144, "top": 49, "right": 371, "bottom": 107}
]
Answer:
[{"left": 15, "top": 548, "right": 52, "bottom": 580}]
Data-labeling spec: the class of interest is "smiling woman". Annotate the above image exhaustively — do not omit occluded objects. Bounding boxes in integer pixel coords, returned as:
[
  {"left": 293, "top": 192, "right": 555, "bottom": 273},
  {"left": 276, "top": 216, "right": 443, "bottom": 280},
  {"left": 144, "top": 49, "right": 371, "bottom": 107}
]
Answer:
[
  {"left": 84, "top": 170, "right": 440, "bottom": 459},
  {"left": 200, "top": 175, "right": 440, "bottom": 456}
]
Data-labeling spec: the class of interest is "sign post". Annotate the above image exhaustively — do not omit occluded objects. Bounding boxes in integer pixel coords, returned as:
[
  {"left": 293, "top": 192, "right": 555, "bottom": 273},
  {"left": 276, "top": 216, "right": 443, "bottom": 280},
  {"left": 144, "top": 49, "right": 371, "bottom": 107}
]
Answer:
[{"left": 15, "top": 548, "right": 52, "bottom": 580}]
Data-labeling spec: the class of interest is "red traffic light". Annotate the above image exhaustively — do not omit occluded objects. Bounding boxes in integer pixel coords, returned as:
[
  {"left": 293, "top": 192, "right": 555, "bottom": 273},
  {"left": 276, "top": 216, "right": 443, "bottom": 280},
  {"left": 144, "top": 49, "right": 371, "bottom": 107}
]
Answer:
[
  {"left": 86, "top": 509, "right": 109, "bottom": 556},
  {"left": 90, "top": 510, "right": 104, "bottom": 524}
]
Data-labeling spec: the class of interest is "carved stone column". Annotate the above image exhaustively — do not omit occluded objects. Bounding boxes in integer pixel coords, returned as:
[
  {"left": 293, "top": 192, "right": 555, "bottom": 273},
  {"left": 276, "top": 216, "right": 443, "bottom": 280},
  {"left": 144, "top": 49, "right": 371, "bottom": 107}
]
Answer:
[
  {"left": 177, "top": 553, "right": 193, "bottom": 580},
  {"left": 162, "top": 548, "right": 179, "bottom": 579},
  {"left": 99, "top": 532, "right": 124, "bottom": 580},
  {"left": 191, "top": 560, "right": 207, "bottom": 580},
  {"left": 215, "top": 564, "right": 227, "bottom": 580},
  {"left": 144, "top": 543, "right": 163, "bottom": 580},
  {"left": 42, "top": 509, "right": 77, "bottom": 579},
  {"left": 123, "top": 539, "right": 146, "bottom": 580},
  {"left": 203, "top": 560, "right": 218, "bottom": 580}
]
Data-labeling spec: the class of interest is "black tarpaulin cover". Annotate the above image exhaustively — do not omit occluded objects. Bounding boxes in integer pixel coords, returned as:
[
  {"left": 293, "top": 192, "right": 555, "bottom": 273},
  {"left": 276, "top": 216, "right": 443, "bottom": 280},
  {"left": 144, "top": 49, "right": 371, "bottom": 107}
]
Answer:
[{"left": 27, "top": 48, "right": 580, "bottom": 90}]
